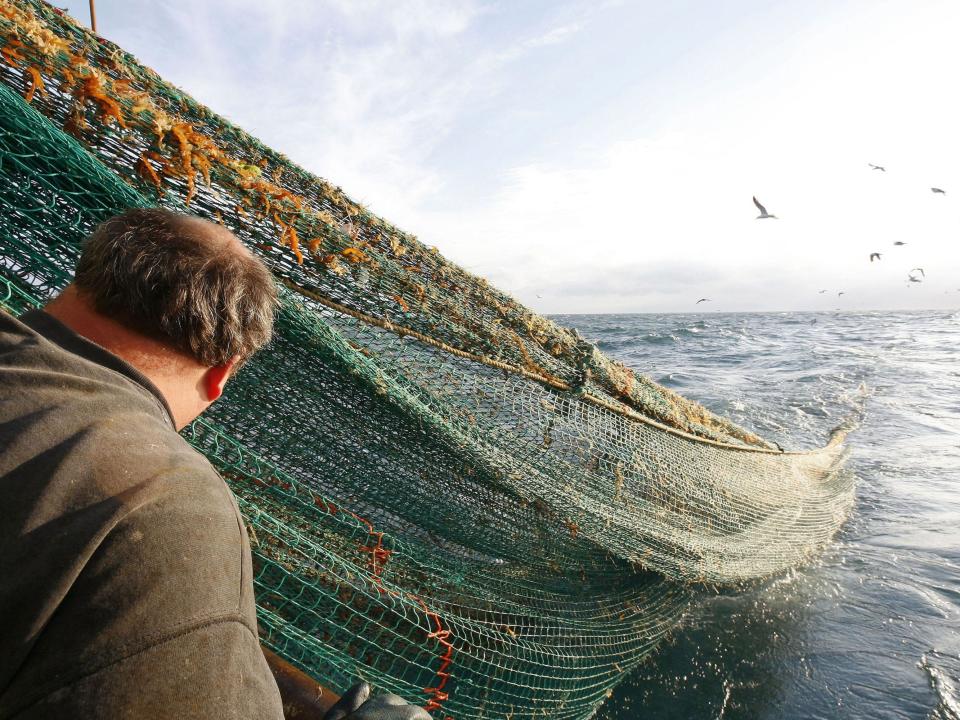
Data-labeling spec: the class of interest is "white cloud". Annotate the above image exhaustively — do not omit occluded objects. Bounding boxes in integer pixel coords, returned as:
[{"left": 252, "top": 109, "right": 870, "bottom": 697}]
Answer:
[
  {"left": 105, "top": 0, "right": 960, "bottom": 313},
  {"left": 323, "top": 0, "right": 482, "bottom": 39},
  {"left": 401, "top": 1, "right": 960, "bottom": 312},
  {"left": 519, "top": 23, "right": 582, "bottom": 49},
  {"left": 111, "top": 1, "right": 488, "bottom": 219},
  {"left": 115, "top": 0, "right": 597, "bottom": 233}
]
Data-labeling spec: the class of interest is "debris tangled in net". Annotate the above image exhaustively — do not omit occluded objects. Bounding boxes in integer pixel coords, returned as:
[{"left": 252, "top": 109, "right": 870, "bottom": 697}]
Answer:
[{"left": 0, "top": 3, "right": 855, "bottom": 718}]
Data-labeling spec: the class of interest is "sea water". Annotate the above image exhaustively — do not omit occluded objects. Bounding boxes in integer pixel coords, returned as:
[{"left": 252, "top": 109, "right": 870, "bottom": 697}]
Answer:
[{"left": 551, "top": 310, "right": 960, "bottom": 720}]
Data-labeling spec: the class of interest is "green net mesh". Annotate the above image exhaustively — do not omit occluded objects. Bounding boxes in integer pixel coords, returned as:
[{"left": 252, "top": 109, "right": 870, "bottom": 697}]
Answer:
[{"left": 0, "top": 2, "right": 855, "bottom": 718}]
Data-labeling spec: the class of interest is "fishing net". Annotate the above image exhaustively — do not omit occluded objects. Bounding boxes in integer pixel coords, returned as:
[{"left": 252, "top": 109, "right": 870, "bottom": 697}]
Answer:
[{"left": 0, "top": 2, "right": 855, "bottom": 718}]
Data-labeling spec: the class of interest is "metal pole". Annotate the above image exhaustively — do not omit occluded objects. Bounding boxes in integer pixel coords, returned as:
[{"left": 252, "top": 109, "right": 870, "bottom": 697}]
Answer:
[{"left": 88, "top": 0, "right": 97, "bottom": 32}]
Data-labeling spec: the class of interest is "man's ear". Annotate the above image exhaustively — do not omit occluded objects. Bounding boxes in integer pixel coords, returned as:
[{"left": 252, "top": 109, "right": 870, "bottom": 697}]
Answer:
[{"left": 203, "top": 356, "right": 239, "bottom": 402}]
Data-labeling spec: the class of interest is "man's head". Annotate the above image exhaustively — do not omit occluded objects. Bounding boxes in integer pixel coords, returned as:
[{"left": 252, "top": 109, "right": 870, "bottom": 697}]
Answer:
[{"left": 47, "top": 207, "right": 277, "bottom": 428}]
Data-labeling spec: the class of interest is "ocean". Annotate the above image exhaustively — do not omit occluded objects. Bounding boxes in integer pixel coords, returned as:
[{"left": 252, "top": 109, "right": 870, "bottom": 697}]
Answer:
[{"left": 550, "top": 310, "right": 960, "bottom": 720}]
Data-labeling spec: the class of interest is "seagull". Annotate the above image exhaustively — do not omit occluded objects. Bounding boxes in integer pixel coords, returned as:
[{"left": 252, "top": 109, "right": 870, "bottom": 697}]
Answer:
[
  {"left": 908, "top": 274, "right": 922, "bottom": 283},
  {"left": 868, "top": 163, "right": 886, "bottom": 171},
  {"left": 870, "top": 253, "right": 882, "bottom": 262},
  {"left": 818, "top": 289, "right": 828, "bottom": 294},
  {"left": 753, "top": 196, "right": 777, "bottom": 219},
  {"left": 893, "top": 241, "right": 907, "bottom": 246},
  {"left": 696, "top": 298, "right": 711, "bottom": 304},
  {"left": 931, "top": 187, "right": 946, "bottom": 195},
  {"left": 838, "top": 291, "right": 846, "bottom": 297},
  {"left": 910, "top": 267, "right": 925, "bottom": 277}
]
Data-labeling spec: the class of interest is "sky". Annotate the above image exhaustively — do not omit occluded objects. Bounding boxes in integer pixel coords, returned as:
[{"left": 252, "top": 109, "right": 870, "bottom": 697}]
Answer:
[{"left": 67, "top": 0, "right": 960, "bottom": 313}]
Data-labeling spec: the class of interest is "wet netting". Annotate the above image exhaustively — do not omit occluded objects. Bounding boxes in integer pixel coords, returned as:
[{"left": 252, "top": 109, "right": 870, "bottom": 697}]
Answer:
[{"left": 0, "top": 2, "right": 856, "bottom": 718}]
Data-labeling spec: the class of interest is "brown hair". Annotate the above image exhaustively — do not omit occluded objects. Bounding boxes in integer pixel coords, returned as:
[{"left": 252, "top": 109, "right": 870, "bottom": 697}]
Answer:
[{"left": 74, "top": 208, "right": 276, "bottom": 366}]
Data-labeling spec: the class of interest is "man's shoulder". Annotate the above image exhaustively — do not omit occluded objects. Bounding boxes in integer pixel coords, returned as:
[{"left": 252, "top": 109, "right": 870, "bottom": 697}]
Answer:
[
  {"left": 0, "top": 307, "right": 33, "bottom": 338},
  {"left": 3, "top": 616, "right": 283, "bottom": 720},
  {"left": 0, "top": 413, "right": 259, "bottom": 718},
  {"left": 0, "top": 311, "right": 275, "bottom": 717},
  {"left": 0, "top": 374, "right": 219, "bottom": 513},
  {"left": 0, "top": 309, "right": 176, "bottom": 427},
  {"left": 0, "top": 310, "right": 209, "bottom": 504},
  {"left": 83, "top": 411, "right": 224, "bottom": 501}
]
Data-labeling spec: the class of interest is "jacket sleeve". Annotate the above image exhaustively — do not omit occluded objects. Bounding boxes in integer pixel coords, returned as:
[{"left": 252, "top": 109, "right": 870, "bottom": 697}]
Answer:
[{"left": 6, "top": 619, "right": 284, "bottom": 720}]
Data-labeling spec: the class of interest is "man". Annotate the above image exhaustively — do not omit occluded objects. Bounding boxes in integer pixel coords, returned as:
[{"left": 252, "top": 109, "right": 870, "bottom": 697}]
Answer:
[{"left": 0, "top": 208, "right": 429, "bottom": 720}]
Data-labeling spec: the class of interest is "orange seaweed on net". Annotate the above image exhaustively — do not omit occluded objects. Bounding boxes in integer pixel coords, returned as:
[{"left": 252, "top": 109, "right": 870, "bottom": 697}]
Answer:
[
  {"left": 287, "top": 224, "right": 303, "bottom": 264},
  {"left": 22, "top": 65, "right": 44, "bottom": 102},
  {"left": 276, "top": 186, "right": 304, "bottom": 211},
  {"left": 144, "top": 149, "right": 177, "bottom": 179},
  {"left": 0, "top": 0, "right": 72, "bottom": 44},
  {"left": 111, "top": 77, "right": 135, "bottom": 92},
  {"left": 9, "top": 1, "right": 560, "bottom": 375},
  {"left": 245, "top": 176, "right": 305, "bottom": 213},
  {"left": 167, "top": 122, "right": 230, "bottom": 203},
  {"left": 318, "top": 253, "right": 348, "bottom": 276},
  {"left": 315, "top": 209, "right": 336, "bottom": 226},
  {"left": 67, "top": 51, "right": 88, "bottom": 72},
  {"left": 169, "top": 122, "right": 193, "bottom": 173},
  {"left": 272, "top": 213, "right": 289, "bottom": 242},
  {"left": 341, "top": 247, "right": 369, "bottom": 263},
  {"left": 134, "top": 153, "right": 162, "bottom": 194},
  {"left": 389, "top": 235, "right": 407, "bottom": 256},
  {"left": 7, "top": 2, "right": 362, "bottom": 281},
  {"left": 158, "top": 124, "right": 199, "bottom": 205},
  {"left": 183, "top": 174, "right": 196, "bottom": 206},
  {"left": 75, "top": 73, "right": 127, "bottom": 128},
  {"left": 4, "top": 3, "right": 364, "bottom": 288},
  {"left": 127, "top": 91, "right": 153, "bottom": 116},
  {"left": 258, "top": 186, "right": 272, "bottom": 217},
  {"left": 62, "top": 103, "right": 87, "bottom": 136},
  {"left": 192, "top": 152, "right": 212, "bottom": 187},
  {"left": 1, "top": 37, "right": 26, "bottom": 67},
  {"left": 187, "top": 128, "right": 227, "bottom": 166},
  {"left": 272, "top": 213, "right": 303, "bottom": 265},
  {"left": 393, "top": 295, "right": 409, "bottom": 312}
]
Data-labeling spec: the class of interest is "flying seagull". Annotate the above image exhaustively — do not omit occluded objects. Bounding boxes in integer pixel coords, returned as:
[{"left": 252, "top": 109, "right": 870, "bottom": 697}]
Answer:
[
  {"left": 910, "top": 267, "right": 925, "bottom": 277},
  {"left": 818, "top": 289, "right": 828, "bottom": 294},
  {"left": 870, "top": 253, "right": 882, "bottom": 262},
  {"left": 696, "top": 298, "right": 711, "bottom": 304},
  {"left": 838, "top": 291, "right": 846, "bottom": 297},
  {"left": 931, "top": 187, "right": 946, "bottom": 195},
  {"left": 868, "top": 163, "right": 886, "bottom": 171},
  {"left": 908, "top": 274, "right": 922, "bottom": 283},
  {"left": 753, "top": 196, "right": 777, "bottom": 219},
  {"left": 893, "top": 241, "right": 907, "bottom": 246}
]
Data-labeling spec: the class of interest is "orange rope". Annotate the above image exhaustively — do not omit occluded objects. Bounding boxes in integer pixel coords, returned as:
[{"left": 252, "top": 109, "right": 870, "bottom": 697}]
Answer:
[
  {"left": 339, "top": 508, "right": 396, "bottom": 594},
  {"left": 408, "top": 594, "right": 455, "bottom": 718}
]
